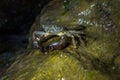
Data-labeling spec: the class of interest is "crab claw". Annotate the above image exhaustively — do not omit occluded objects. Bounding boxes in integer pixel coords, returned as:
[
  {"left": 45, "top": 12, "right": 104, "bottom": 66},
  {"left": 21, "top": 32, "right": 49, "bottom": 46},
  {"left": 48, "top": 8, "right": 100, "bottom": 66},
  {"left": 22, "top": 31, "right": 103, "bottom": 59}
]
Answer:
[
  {"left": 33, "top": 40, "right": 44, "bottom": 52},
  {"left": 45, "top": 42, "right": 66, "bottom": 51},
  {"left": 45, "top": 36, "right": 69, "bottom": 51},
  {"left": 33, "top": 31, "right": 45, "bottom": 42}
]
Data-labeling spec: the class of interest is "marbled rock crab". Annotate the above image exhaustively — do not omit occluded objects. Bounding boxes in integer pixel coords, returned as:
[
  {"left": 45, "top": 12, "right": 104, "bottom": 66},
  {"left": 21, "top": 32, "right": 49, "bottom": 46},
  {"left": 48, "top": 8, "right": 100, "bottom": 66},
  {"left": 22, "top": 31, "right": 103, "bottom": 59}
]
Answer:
[{"left": 33, "top": 24, "right": 86, "bottom": 52}]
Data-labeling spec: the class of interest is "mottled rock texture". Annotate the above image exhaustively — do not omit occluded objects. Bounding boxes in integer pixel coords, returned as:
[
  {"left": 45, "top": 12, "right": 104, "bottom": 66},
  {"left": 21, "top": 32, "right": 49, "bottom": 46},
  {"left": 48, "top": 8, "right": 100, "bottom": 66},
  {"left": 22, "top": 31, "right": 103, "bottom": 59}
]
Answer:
[{"left": 6, "top": 0, "right": 120, "bottom": 80}]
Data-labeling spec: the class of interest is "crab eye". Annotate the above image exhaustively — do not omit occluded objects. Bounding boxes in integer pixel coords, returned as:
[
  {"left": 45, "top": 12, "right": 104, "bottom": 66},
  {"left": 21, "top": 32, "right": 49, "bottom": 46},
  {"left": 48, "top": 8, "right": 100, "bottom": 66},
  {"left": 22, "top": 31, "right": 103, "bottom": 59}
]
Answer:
[{"left": 33, "top": 31, "right": 45, "bottom": 37}]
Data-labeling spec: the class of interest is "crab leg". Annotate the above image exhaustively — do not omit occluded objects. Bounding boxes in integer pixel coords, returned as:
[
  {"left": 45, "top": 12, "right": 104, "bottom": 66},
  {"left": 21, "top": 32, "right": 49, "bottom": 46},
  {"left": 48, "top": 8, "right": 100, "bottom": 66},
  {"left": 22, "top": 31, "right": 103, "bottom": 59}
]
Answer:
[
  {"left": 65, "top": 31, "right": 77, "bottom": 48},
  {"left": 71, "top": 35, "right": 77, "bottom": 48},
  {"left": 76, "top": 34, "right": 85, "bottom": 47}
]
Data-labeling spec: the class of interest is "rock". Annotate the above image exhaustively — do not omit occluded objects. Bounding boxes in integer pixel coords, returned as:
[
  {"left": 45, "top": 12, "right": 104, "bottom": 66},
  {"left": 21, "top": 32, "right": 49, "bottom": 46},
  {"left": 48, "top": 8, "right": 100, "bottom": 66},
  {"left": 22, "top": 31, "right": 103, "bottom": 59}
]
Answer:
[
  {"left": 6, "top": 50, "right": 109, "bottom": 80},
  {"left": 6, "top": 0, "right": 120, "bottom": 80}
]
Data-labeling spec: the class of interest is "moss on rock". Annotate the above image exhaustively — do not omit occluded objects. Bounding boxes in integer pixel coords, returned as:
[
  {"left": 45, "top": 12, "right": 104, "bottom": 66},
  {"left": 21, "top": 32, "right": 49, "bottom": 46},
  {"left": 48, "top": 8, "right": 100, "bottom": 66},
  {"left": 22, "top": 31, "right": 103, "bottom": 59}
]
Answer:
[{"left": 6, "top": 0, "right": 120, "bottom": 80}]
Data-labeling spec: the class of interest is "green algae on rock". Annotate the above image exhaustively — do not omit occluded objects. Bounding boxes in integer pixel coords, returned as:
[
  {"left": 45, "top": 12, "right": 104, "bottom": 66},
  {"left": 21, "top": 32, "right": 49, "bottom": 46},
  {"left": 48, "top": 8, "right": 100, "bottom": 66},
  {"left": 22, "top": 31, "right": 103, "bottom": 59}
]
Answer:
[
  {"left": 6, "top": 0, "right": 120, "bottom": 80},
  {"left": 7, "top": 50, "right": 109, "bottom": 80}
]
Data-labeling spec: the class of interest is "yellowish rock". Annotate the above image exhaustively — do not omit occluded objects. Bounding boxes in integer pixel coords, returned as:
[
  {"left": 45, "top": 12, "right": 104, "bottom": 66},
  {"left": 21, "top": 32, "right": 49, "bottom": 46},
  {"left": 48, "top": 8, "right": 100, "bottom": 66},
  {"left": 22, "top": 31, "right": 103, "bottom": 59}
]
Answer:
[{"left": 6, "top": 0, "right": 120, "bottom": 80}]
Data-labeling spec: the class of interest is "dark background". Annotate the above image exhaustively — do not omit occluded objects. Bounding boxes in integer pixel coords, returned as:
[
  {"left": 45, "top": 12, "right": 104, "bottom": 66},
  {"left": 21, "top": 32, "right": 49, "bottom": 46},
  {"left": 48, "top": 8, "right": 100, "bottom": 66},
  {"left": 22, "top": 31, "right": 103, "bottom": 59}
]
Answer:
[{"left": 0, "top": 0, "right": 51, "bottom": 77}]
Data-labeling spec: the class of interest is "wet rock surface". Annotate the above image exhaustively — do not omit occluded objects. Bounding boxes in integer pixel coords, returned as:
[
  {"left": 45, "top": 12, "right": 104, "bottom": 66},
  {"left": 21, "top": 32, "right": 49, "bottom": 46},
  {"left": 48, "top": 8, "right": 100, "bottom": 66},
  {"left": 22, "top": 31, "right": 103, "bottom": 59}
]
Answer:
[{"left": 5, "top": 0, "right": 120, "bottom": 80}]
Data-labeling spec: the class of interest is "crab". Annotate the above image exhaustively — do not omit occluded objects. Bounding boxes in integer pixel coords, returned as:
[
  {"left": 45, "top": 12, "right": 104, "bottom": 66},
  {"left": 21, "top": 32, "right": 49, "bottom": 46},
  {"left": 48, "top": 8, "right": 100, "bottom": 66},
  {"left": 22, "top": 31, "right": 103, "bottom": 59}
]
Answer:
[{"left": 33, "top": 24, "right": 86, "bottom": 52}]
